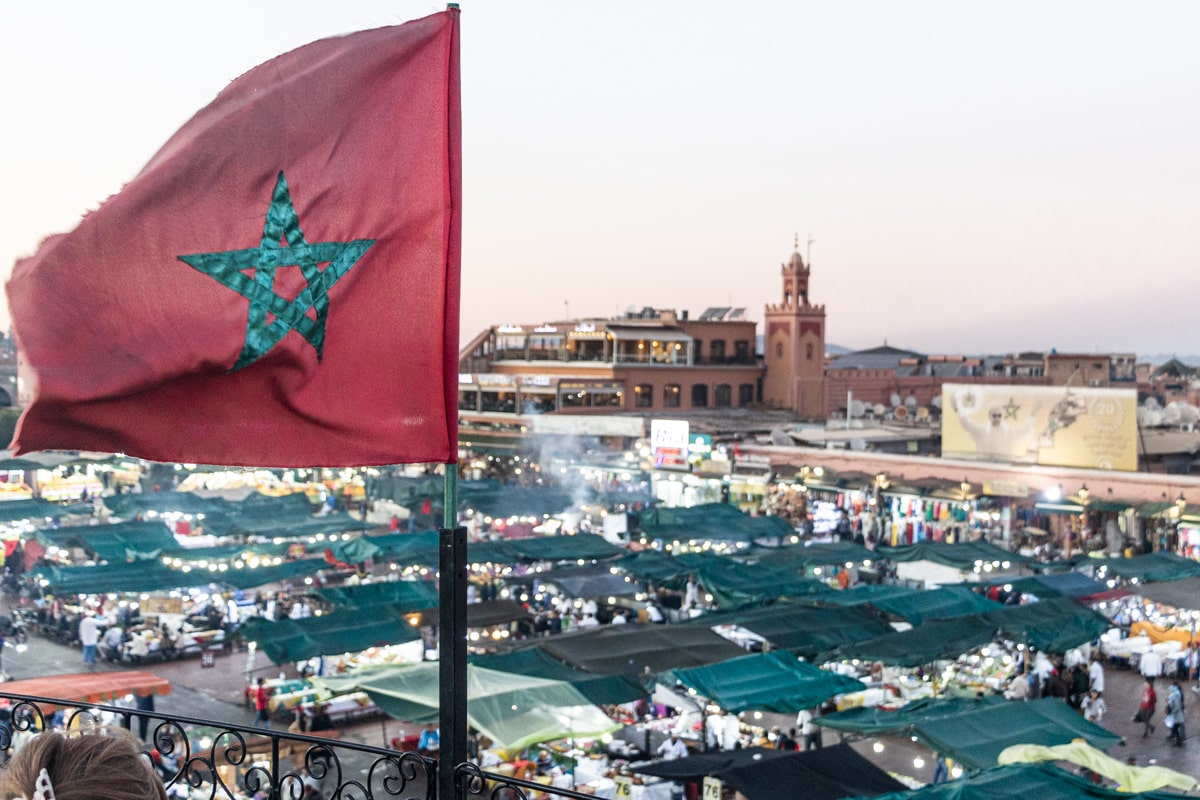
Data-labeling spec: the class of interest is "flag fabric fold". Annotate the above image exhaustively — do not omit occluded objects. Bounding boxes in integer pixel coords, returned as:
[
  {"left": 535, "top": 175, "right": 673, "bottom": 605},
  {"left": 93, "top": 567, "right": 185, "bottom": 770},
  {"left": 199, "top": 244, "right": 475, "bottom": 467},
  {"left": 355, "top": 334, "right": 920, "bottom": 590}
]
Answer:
[{"left": 7, "top": 9, "right": 461, "bottom": 468}]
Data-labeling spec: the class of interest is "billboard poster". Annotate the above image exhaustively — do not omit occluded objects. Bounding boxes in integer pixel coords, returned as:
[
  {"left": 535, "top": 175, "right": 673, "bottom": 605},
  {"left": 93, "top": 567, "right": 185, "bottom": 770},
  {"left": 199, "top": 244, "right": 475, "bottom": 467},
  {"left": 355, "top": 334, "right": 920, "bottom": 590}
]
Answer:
[{"left": 941, "top": 383, "right": 1137, "bottom": 471}]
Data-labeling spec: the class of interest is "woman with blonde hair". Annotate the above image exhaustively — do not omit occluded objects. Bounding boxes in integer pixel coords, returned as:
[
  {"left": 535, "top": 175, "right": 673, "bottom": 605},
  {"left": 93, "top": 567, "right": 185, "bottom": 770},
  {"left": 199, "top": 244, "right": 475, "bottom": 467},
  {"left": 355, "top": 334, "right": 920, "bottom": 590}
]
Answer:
[{"left": 0, "top": 729, "right": 166, "bottom": 800}]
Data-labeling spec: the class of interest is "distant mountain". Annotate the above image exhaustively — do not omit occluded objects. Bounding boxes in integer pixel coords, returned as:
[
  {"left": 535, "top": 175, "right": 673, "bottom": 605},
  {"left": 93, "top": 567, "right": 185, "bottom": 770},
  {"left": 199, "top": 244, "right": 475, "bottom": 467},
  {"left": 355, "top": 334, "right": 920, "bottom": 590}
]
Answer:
[
  {"left": 826, "top": 343, "right": 852, "bottom": 355},
  {"left": 1142, "top": 354, "right": 1200, "bottom": 367}
]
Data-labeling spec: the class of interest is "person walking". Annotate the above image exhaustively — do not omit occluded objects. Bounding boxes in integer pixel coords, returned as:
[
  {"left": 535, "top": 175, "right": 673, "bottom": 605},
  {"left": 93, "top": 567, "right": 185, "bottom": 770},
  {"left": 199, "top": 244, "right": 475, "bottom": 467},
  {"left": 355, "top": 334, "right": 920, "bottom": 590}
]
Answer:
[
  {"left": 797, "top": 707, "right": 821, "bottom": 751},
  {"left": 1081, "top": 690, "right": 1106, "bottom": 724},
  {"left": 78, "top": 613, "right": 102, "bottom": 669},
  {"left": 252, "top": 678, "right": 271, "bottom": 730},
  {"left": 1135, "top": 677, "right": 1157, "bottom": 737},
  {"left": 1165, "top": 681, "right": 1186, "bottom": 746}
]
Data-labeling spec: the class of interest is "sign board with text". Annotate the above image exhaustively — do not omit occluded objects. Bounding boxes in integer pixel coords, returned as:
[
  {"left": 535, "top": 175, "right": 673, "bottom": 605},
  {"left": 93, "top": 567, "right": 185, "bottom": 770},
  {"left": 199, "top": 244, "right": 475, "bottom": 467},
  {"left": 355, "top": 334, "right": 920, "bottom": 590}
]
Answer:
[{"left": 651, "top": 419, "right": 691, "bottom": 470}]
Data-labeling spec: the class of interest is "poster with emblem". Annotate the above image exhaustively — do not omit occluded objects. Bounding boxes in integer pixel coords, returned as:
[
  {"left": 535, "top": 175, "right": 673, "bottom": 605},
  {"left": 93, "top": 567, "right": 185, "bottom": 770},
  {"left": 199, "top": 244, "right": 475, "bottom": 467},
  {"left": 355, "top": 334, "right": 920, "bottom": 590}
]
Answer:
[{"left": 940, "top": 384, "right": 1137, "bottom": 471}]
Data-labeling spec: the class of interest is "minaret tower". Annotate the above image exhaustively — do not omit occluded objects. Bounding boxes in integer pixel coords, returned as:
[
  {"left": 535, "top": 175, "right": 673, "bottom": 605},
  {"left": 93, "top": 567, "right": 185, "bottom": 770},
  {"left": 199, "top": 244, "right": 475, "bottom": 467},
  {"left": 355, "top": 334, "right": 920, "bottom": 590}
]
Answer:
[{"left": 762, "top": 235, "right": 826, "bottom": 419}]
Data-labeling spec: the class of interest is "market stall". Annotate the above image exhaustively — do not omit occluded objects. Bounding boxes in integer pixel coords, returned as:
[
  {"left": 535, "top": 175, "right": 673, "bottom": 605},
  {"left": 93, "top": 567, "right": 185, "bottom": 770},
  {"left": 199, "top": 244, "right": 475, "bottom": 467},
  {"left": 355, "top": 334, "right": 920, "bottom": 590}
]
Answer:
[
  {"left": 0, "top": 670, "right": 171, "bottom": 712},
  {"left": 659, "top": 743, "right": 907, "bottom": 800},
  {"left": 316, "top": 662, "right": 619, "bottom": 751},
  {"left": 659, "top": 651, "right": 865, "bottom": 714},
  {"left": 816, "top": 696, "right": 1121, "bottom": 770}
]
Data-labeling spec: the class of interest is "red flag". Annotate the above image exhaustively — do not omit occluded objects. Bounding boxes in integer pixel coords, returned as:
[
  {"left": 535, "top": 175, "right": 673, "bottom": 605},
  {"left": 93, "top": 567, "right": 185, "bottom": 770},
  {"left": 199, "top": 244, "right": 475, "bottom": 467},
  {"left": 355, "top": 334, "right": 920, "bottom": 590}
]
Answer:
[{"left": 7, "top": 10, "right": 461, "bottom": 468}]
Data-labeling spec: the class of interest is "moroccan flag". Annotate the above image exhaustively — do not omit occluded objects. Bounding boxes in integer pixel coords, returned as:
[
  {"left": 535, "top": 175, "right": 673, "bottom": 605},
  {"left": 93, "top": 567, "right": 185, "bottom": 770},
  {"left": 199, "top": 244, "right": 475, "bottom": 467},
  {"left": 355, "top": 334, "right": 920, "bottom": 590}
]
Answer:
[{"left": 7, "top": 10, "right": 461, "bottom": 468}]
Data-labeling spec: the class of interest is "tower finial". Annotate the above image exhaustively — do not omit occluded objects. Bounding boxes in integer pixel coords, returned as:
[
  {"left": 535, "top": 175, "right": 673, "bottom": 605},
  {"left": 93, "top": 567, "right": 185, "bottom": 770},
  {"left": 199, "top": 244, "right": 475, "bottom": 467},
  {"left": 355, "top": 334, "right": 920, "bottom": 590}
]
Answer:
[{"left": 794, "top": 232, "right": 799, "bottom": 252}]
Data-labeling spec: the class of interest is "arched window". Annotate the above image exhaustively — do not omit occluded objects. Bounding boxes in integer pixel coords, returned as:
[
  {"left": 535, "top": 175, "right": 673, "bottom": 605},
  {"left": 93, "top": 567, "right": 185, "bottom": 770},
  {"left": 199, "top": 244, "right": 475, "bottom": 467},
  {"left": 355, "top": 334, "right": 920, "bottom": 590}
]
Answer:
[
  {"left": 691, "top": 384, "right": 709, "bottom": 407},
  {"left": 806, "top": 342, "right": 814, "bottom": 360},
  {"left": 714, "top": 384, "right": 732, "bottom": 407},
  {"left": 776, "top": 343, "right": 784, "bottom": 359},
  {"left": 663, "top": 384, "right": 681, "bottom": 408}
]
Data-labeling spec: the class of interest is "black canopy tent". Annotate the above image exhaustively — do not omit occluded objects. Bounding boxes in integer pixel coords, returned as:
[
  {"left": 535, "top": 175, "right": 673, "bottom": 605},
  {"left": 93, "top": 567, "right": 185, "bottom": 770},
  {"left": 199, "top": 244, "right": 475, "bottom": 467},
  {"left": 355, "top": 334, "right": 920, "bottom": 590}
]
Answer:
[
  {"left": 633, "top": 743, "right": 905, "bottom": 800},
  {"left": 534, "top": 623, "right": 746, "bottom": 675}
]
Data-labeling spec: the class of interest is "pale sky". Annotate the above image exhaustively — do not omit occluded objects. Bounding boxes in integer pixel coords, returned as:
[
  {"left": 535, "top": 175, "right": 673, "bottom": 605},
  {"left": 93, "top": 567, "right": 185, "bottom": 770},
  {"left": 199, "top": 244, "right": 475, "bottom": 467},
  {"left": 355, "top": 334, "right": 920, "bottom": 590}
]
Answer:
[{"left": 2, "top": 1, "right": 1197, "bottom": 359}]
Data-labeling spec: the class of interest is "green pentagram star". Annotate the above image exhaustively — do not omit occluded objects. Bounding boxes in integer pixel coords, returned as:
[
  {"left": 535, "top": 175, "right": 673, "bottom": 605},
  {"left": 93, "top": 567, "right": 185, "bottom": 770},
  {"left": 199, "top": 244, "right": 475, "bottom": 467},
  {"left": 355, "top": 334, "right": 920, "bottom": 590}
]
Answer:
[
  {"left": 179, "top": 171, "right": 375, "bottom": 371},
  {"left": 1002, "top": 398, "right": 1020, "bottom": 420}
]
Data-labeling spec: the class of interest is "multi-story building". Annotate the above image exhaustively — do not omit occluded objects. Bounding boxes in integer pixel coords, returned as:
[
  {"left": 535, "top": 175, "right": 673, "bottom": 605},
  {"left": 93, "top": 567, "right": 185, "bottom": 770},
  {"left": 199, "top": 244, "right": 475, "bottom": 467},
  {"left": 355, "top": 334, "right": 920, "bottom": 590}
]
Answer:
[{"left": 458, "top": 307, "right": 763, "bottom": 423}]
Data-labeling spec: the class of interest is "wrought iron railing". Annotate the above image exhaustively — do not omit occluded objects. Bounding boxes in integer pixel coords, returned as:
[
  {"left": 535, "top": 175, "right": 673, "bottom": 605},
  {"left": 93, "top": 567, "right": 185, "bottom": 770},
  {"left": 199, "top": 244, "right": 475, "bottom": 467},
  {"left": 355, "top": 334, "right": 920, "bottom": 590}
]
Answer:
[{"left": 0, "top": 694, "right": 607, "bottom": 800}]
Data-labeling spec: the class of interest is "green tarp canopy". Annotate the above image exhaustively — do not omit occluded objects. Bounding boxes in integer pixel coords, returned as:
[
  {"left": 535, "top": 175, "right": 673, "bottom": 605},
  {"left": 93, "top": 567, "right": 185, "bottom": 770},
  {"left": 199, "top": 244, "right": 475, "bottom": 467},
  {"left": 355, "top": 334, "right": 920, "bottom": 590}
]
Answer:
[
  {"left": 1132, "top": 576, "right": 1200, "bottom": 611},
  {"left": 981, "top": 598, "right": 1111, "bottom": 653},
  {"left": 364, "top": 475, "right": 443, "bottom": 505},
  {"left": 1090, "top": 552, "right": 1200, "bottom": 583},
  {"left": 201, "top": 492, "right": 314, "bottom": 535},
  {"left": 38, "top": 521, "right": 180, "bottom": 562},
  {"left": 828, "top": 614, "right": 998, "bottom": 666},
  {"left": 213, "top": 514, "right": 374, "bottom": 541},
  {"left": 535, "top": 622, "right": 747, "bottom": 675},
  {"left": 161, "top": 541, "right": 295, "bottom": 564},
  {"left": 458, "top": 535, "right": 626, "bottom": 566},
  {"left": 612, "top": 551, "right": 725, "bottom": 589},
  {"left": 662, "top": 651, "right": 866, "bottom": 714},
  {"left": 0, "top": 498, "right": 77, "bottom": 522},
  {"left": 976, "top": 572, "right": 1110, "bottom": 600},
  {"left": 857, "top": 762, "right": 1179, "bottom": 800},
  {"left": 828, "top": 597, "right": 1110, "bottom": 665},
  {"left": 0, "top": 457, "right": 61, "bottom": 473},
  {"left": 512, "top": 564, "right": 641, "bottom": 598},
  {"left": 458, "top": 482, "right": 577, "bottom": 520},
  {"left": 238, "top": 605, "right": 420, "bottom": 663},
  {"left": 371, "top": 477, "right": 579, "bottom": 520},
  {"left": 692, "top": 561, "right": 831, "bottom": 609},
  {"left": 315, "top": 662, "right": 619, "bottom": 750},
  {"left": 821, "top": 696, "right": 1121, "bottom": 770},
  {"left": 470, "top": 648, "right": 647, "bottom": 706},
  {"left": 464, "top": 539, "right": 518, "bottom": 565},
  {"left": 767, "top": 541, "right": 877, "bottom": 567},
  {"left": 856, "top": 585, "right": 1002, "bottom": 626},
  {"left": 103, "top": 491, "right": 232, "bottom": 518},
  {"left": 33, "top": 561, "right": 217, "bottom": 595},
  {"left": 817, "top": 584, "right": 922, "bottom": 607},
  {"left": 682, "top": 602, "right": 891, "bottom": 659},
  {"left": 505, "top": 534, "right": 625, "bottom": 562},
  {"left": 1086, "top": 499, "right": 1132, "bottom": 513},
  {"left": 329, "top": 531, "right": 440, "bottom": 566},
  {"left": 876, "top": 541, "right": 1027, "bottom": 569},
  {"left": 311, "top": 580, "right": 439, "bottom": 611},
  {"left": 636, "top": 503, "right": 794, "bottom": 543},
  {"left": 217, "top": 558, "right": 328, "bottom": 590}
]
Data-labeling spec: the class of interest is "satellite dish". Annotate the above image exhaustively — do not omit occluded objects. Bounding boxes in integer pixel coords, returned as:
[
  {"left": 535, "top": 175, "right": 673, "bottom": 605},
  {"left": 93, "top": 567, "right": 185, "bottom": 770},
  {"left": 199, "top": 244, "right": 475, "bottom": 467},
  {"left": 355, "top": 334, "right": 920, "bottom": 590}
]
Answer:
[
  {"left": 894, "top": 406, "right": 909, "bottom": 419},
  {"left": 769, "top": 429, "right": 793, "bottom": 446},
  {"left": 889, "top": 393, "right": 902, "bottom": 407},
  {"left": 849, "top": 419, "right": 864, "bottom": 429},
  {"left": 873, "top": 403, "right": 887, "bottom": 416},
  {"left": 849, "top": 399, "right": 866, "bottom": 418},
  {"left": 930, "top": 396, "right": 943, "bottom": 409},
  {"left": 915, "top": 406, "right": 930, "bottom": 420},
  {"left": 849, "top": 438, "right": 867, "bottom": 451},
  {"left": 904, "top": 395, "right": 917, "bottom": 408}
]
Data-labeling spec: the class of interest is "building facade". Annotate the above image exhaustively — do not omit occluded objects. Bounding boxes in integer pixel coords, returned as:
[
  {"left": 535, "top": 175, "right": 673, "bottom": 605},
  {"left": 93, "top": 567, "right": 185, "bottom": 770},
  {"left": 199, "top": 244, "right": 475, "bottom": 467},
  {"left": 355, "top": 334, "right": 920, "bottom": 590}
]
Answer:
[{"left": 457, "top": 307, "right": 763, "bottom": 428}]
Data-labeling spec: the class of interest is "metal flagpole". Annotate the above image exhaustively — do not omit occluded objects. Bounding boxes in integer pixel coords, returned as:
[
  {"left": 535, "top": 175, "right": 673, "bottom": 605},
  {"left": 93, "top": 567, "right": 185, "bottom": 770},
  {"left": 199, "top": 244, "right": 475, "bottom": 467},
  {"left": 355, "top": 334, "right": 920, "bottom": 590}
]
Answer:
[{"left": 438, "top": 462, "right": 467, "bottom": 800}]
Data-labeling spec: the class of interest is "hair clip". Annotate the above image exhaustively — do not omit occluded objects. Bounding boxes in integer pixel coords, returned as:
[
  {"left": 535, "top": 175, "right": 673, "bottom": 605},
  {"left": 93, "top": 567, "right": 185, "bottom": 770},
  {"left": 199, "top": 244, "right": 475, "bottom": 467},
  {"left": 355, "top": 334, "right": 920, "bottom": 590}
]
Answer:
[{"left": 32, "top": 768, "right": 55, "bottom": 800}]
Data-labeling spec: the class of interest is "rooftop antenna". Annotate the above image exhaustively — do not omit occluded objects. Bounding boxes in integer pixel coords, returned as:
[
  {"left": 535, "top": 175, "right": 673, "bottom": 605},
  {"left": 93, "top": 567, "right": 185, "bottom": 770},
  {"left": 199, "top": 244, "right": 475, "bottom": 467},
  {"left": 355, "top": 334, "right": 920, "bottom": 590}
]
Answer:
[{"left": 564, "top": 300, "right": 569, "bottom": 321}]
